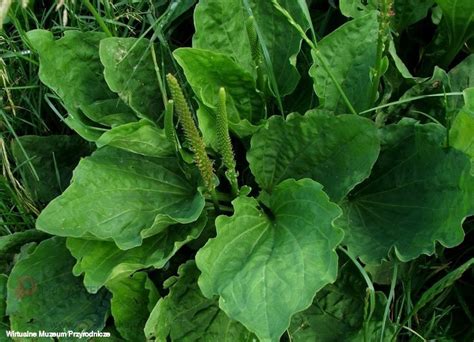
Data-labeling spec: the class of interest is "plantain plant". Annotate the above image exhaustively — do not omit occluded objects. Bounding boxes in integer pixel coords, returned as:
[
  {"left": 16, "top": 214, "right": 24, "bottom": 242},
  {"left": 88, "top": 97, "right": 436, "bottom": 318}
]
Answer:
[{"left": 2, "top": 0, "right": 474, "bottom": 341}]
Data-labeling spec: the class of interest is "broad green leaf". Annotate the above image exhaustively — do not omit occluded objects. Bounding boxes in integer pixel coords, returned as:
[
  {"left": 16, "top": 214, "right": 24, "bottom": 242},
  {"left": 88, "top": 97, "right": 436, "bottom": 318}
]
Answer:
[
  {"left": 11, "top": 135, "right": 91, "bottom": 203},
  {"left": 66, "top": 214, "right": 207, "bottom": 292},
  {"left": 288, "top": 261, "right": 366, "bottom": 340},
  {"left": 80, "top": 98, "right": 138, "bottom": 126},
  {"left": 36, "top": 147, "right": 205, "bottom": 250},
  {"left": 173, "top": 48, "right": 264, "bottom": 136},
  {"left": 96, "top": 119, "right": 174, "bottom": 157},
  {"left": 247, "top": 111, "right": 380, "bottom": 202},
  {"left": 310, "top": 12, "right": 379, "bottom": 113},
  {"left": 99, "top": 37, "right": 163, "bottom": 120},
  {"left": 64, "top": 111, "right": 105, "bottom": 142},
  {"left": 145, "top": 261, "right": 253, "bottom": 341},
  {"left": 0, "top": 230, "right": 49, "bottom": 258},
  {"left": 339, "top": 0, "right": 377, "bottom": 18},
  {"left": 107, "top": 272, "right": 158, "bottom": 341},
  {"left": 193, "top": 0, "right": 254, "bottom": 75},
  {"left": 249, "top": 0, "right": 310, "bottom": 96},
  {"left": 26, "top": 29, "right": 106, "bottom": 109},
  {"left": 450, "top": 88, "right": 474, "bottom": 171},
  {"left": 339, "top": 120, "right": 474, "bottom": 264},
  {"left": 12, "top": 242, "right": 37, "bottom": 263},
  {"left": 6, "top": 237, "right": 109, "bottom": 335},
  {"left": 449, "top": 55, "right": 474, "bottom": 92},
  {"left": 26, "top": 30, "right": 137, "bottom": 129},
  {"left": 289, "top": 260, "right": 396, "bottom": 341},
  {"left": 196, "top": 105, "right": 219, "bottom": 151},
  {"left": 434, "top": 0, "right": 474, "bottom": 66},
  {"left": 448, "top": 55, "right": 474, "bottom": 111},
  {"left": 392, "top": 0, "right": 434, "bottom": 31},
  {"left": 196, "top": 179, "right": 344, "bottom": 341}
]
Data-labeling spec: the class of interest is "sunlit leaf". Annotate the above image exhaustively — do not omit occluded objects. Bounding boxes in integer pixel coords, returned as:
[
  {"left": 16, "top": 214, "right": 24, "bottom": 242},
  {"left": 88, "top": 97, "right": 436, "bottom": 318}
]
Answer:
[
  {"left": 100, "top": 37, "right": 164, "bottom": 121},
  {"left": 36, "top": 147, "right": 205, "bottom": 250},
  {"left": 310, "top": 12, "right": 379, "bottom": 113},
  {"left": 196, "top": 179, "right": 343, "bottom": 341},
  {"left": 247, "top": 110, "right": 380, "bottom": 202},
  {"left": 66, "top": 214, "right": 207, "bottom": 292}
]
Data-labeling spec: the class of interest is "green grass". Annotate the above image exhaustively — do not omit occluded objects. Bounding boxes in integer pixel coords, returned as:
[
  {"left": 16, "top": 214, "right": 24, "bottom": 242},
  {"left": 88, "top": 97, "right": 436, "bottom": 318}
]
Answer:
[{"left": 0, "top": 0, "right": 165, "bottom": 236}]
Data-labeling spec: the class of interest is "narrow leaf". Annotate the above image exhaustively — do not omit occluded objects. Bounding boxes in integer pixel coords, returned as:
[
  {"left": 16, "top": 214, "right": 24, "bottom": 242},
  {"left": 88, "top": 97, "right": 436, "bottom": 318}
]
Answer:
[
  {"left": 413, "top": 258, "right": 474, "bottom": 315},
  {"left": 249, "top": 0, "right": 309, "bottom": 96}
]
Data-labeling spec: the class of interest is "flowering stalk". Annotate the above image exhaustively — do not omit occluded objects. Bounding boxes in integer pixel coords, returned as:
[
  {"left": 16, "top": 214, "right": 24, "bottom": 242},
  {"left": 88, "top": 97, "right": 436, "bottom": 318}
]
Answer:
[
  {"left": 246, "top": 16, "right": 260, "bottom": 64},
  {"left": 369, "top": 0, "right": 394, "bottom": 107},
  {"left": 246, "top": 15, "right": 267, "bottom": 97},
  {"left": 166, "top": 74, "right": 218, "bottom": 208},
  {"left": 216, "top": 87, "right": 239, "bottom": 196}
]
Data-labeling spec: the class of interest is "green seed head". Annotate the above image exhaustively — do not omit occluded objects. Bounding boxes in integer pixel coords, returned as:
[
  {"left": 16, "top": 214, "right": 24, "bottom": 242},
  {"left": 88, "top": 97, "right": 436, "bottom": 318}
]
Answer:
[
  {"left": 246, "top": 16, "right": 261, "bottom": 64},
  {"left": 216, "top": 87, "right": 236, "bottom": 171},
  {"left": 216, "top": 87, "right": 239, "bottom": 195},
  {"left": 166, "top": 74, "right": 215, "bottom": 191}
]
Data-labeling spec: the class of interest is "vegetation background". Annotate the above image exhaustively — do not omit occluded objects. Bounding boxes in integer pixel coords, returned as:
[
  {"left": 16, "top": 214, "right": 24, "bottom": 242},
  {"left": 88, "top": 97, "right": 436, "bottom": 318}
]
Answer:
[{"left": 0, "top": 0, "right": 473, "bottom": 341}]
